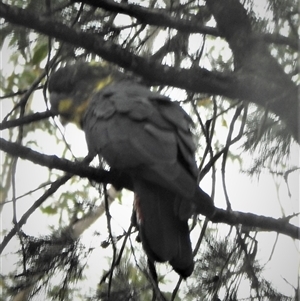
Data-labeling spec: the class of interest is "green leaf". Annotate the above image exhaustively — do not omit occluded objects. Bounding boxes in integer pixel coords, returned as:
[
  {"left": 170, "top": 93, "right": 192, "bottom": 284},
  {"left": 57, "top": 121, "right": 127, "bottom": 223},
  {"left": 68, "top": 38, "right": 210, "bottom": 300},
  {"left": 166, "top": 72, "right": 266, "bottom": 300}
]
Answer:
[
  {"left": 40, "top": 205, "right": 58, "bottom": 215},
  {"left": 32, "top": 43, "right": 48, "bottom": 65}
]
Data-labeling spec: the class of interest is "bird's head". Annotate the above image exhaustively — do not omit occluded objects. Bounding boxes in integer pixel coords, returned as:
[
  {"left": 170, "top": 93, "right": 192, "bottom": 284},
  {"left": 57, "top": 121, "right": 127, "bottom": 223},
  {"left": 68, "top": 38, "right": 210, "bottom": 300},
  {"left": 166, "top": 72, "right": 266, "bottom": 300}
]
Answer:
[{"left": 48, "top": 62, "right": 114, "bottom": 126}]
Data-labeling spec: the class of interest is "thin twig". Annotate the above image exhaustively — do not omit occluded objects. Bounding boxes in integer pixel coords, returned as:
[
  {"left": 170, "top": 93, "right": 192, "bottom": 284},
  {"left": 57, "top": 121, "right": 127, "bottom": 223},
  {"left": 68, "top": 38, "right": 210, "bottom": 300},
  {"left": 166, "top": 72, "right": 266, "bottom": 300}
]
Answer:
[
  {"left": 0, "top": 111, "right": 54, "bottom": 130},
  {"left": 0, "top": 174, "right": 71, "bottom": 254}
]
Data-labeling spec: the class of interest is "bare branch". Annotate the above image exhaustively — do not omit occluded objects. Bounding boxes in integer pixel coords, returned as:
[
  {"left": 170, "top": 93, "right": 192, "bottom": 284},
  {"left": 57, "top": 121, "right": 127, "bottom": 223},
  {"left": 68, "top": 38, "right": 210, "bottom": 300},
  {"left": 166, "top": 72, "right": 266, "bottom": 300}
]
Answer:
[
  {"left": 0, "top": 174, "right": 71, "bottom": 255},
  {"left": 0, "top": 2, "right": 297, "bottom": 140},
  {"left": 0, "top": 137, "right": 133, "bottom": 191},
  {"left": 0, "top": 137, "right": 299, "bottom": 240},
  {"left": 210, "top": 209, "right": 299, "bottom": 240},
  {"left": 261, "top": 32, "right": 298, "bottom": 49},
  {"left": 75, "top": 0, "right": 218, "bottom": 35},
  {"left": 0, "top": 111, "right": 54, "bottom": 130},
  {"left": 75, "top": 0, "right": 298, "bottom": 50}
]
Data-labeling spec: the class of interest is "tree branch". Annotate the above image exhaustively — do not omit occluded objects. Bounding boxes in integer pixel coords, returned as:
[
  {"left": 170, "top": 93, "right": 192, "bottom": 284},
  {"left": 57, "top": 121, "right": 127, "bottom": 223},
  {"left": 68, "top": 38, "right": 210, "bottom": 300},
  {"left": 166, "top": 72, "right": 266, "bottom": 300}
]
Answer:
[
  {"left": 261, "top": 32, "right": 298, "bottom": 50},
  {"left": 211, "top": 209, "right": 299, "bottom": 240},
  {"left": 75, "top": 0, "right": 298, "bottom": 50},
  {"left": 75, "top": 0, "right": 219, "bottom": 35},
  {"left": 8, "top": 187, "right": 117, "bottom": 300},
  {"left": 206, "top": 0, "right": 299, "bottom": 141},
  {"left": 0, "top": 2, "right": 298, "bottom": 141},
  {"left": 0, "top": 137, "right": 133, "bottom": 191},
  {"left": 0, "top": 174, "right": 71, "bottom": 255},
  {"left": 0, "top": 2, "right": 227, "bottom": 94},
  {"left": 1, "top": 137, "right": 299, "bottom": 240},
  {"left": 0, "top": 111, "right": 54, "bottom": 130}
]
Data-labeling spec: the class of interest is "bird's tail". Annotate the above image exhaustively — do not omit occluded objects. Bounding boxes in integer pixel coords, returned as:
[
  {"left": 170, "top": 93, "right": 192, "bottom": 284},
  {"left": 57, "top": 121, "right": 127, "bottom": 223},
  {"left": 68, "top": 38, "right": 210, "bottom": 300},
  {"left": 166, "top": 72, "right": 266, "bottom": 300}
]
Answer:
[{"left": 133, "top": 179, "right": 194, "bottom": 278}]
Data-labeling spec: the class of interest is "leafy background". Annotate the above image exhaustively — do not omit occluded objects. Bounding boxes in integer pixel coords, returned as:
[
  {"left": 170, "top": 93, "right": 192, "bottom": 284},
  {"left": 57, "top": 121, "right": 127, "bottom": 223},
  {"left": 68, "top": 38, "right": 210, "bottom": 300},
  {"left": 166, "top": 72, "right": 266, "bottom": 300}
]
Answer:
[{"left": 0, "top": 0, "right": 299, "bottom": 300}]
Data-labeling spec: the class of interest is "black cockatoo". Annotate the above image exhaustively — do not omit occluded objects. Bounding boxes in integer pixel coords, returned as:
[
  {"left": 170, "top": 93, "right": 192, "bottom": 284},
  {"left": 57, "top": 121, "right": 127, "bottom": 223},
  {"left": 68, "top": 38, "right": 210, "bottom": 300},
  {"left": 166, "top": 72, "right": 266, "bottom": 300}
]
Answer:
[{"left": 48, "top": 62, "right": 215, "bottom": 278}]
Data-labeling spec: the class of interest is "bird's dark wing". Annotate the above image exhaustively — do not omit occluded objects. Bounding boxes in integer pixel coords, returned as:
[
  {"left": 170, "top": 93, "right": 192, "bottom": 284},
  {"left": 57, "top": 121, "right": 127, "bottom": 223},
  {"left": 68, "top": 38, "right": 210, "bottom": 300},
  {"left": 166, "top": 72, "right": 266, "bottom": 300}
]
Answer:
[{"left": 83, "top": 81, "right": 199, "bottom": 201}]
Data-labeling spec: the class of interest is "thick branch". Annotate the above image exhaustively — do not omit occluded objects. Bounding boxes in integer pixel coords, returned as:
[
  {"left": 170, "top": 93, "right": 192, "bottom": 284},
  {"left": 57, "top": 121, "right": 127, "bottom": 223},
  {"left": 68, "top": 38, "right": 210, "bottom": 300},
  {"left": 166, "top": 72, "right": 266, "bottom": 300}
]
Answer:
[
  {"left": 0, "top": 137, "right": 133, "bottom": 191},
  {"left": 211, "top": 209, "right": 299, "bottom": 240},
  {"left": 1, "top": 2, "right": 298, "bottom": 142},
  {"left": 76, "top": 0, "right": 218, "bottom": 35},
  {"left": 206, "top": 0, "right": 299, "bottom": 141},
  {"left": 76, "top": 0, "right": 298, "bottom": 50},
  {"left": 0, "top": 137, "right": 299, "bottom": 239},
  {"left": 0, "top": 2, "right": 225, "bottom": 93},
  {"left": 262, "top": 32, "right": 298, "bottom": 49}
]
